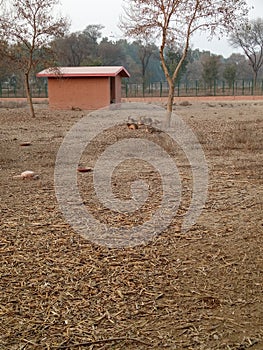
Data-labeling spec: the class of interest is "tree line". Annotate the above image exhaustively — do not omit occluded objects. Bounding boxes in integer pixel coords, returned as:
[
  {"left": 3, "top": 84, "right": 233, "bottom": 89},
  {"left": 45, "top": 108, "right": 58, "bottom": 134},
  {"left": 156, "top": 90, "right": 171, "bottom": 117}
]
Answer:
[
  {"left": 1, "top": 24, "right": 261, "bottom": 90},
  {"left": 46, "top": 24, "right": 263, "bottom": 88}
]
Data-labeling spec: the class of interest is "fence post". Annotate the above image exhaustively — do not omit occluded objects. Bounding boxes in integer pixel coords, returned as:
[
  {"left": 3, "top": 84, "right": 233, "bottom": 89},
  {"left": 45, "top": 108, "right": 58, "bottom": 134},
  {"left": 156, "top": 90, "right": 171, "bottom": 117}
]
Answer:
[
  {"left": 195, "top": 80, "right": 198, "bottom": 96},
  {"left": 160, "top": 81, "right": 162, "bottom": 97},
  {"left": 213, "top": 80, "right": 216, "bottom": 96}
]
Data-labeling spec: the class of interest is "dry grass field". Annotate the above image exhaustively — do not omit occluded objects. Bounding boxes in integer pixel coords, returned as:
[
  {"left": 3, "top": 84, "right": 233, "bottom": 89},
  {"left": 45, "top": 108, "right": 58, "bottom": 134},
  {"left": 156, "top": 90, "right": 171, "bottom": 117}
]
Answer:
[{"left": 0, "top": 99, "right": 262, "bottom": 349}]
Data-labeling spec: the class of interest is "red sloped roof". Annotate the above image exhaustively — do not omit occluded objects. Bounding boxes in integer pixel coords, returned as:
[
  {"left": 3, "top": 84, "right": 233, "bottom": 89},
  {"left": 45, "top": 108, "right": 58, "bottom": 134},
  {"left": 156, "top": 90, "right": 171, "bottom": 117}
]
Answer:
[{"left": 37, "top": 66, "right": 130, "bottom": 78}]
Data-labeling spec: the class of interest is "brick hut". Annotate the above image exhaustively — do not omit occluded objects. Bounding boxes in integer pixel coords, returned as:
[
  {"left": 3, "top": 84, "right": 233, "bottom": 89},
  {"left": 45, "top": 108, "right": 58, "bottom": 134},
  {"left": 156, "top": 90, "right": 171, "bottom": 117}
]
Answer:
[{"left": 36, "top": 66, "right": 130, "bottom": 110}]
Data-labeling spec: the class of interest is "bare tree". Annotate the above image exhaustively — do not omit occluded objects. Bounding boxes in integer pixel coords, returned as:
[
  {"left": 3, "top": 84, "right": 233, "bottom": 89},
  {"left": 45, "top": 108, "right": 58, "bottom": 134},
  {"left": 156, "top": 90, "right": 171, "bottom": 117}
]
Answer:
[
  {"left": 229, "top": 18, "right": 263, "bottom": 87},
  {"left": 0, "top": 0, "right": 69, "bottom": 117},
  {"left": 52, "top": 25, "right": 104, "bottom": 67},
  {"left": 120, "top": 0, "right": 249, "bottom": 125},
  {"left": 202, "top": 54, "right": 221, "bottom": 90},
  {"left": 98, "top": 37, "right": 126, "bottom": 66},
  {"left": 134, "top": 38, "right": 157, "bottom": 88},
  {"left": 225, "top": 53, "right": 252, "bottom": 81},
  {"left": 223, "top": 63, "right": 237, "bottom": 89}
]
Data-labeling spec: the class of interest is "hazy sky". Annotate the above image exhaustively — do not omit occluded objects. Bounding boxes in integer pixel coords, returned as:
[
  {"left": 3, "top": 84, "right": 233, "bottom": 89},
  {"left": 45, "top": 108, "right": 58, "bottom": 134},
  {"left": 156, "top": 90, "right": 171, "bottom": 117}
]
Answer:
[{"left": 61, "top": 0, "right": 263, "bottom": 58}]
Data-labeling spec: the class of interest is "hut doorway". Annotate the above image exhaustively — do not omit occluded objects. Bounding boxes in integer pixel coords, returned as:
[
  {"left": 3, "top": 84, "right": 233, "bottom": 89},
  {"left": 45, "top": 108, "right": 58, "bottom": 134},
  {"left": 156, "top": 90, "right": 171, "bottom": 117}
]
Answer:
[{"left": 110, "top": 77, "right": 116, "bottom": 104}]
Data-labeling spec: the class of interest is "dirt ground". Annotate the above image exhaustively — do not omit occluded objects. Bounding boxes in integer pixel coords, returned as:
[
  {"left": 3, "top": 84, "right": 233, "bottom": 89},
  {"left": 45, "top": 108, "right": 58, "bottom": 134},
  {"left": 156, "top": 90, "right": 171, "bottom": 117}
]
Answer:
[{"left": 0, "top": 99, "right": 262, "bottom": 350}]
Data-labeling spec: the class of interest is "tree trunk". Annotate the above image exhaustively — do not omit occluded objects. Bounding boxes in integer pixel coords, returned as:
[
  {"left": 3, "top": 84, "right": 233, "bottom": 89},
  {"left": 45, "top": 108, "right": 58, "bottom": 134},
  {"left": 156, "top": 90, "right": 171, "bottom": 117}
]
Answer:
[
  {"left": 25, "top": 72, "right": 35, "bottom": 118},
  {"left": 253, "top": 70, "right": 258, "bottom": 89},
  {"left": 165, "top": 81, "right": 175, "bottom": 127}
]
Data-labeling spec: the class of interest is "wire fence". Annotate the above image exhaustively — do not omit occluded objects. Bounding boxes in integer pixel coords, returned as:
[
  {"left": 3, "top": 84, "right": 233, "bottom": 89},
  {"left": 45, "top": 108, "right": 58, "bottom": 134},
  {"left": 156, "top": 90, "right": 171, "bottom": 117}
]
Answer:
[
  {"left": 122, "top": 79, "right": 263, "bottom": 98},
  {"left": 0, "top": 84, "right": 48, "bottom": 98},
  {"left": 1, "top": 79, "right": 263, "bottom": 99}
]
